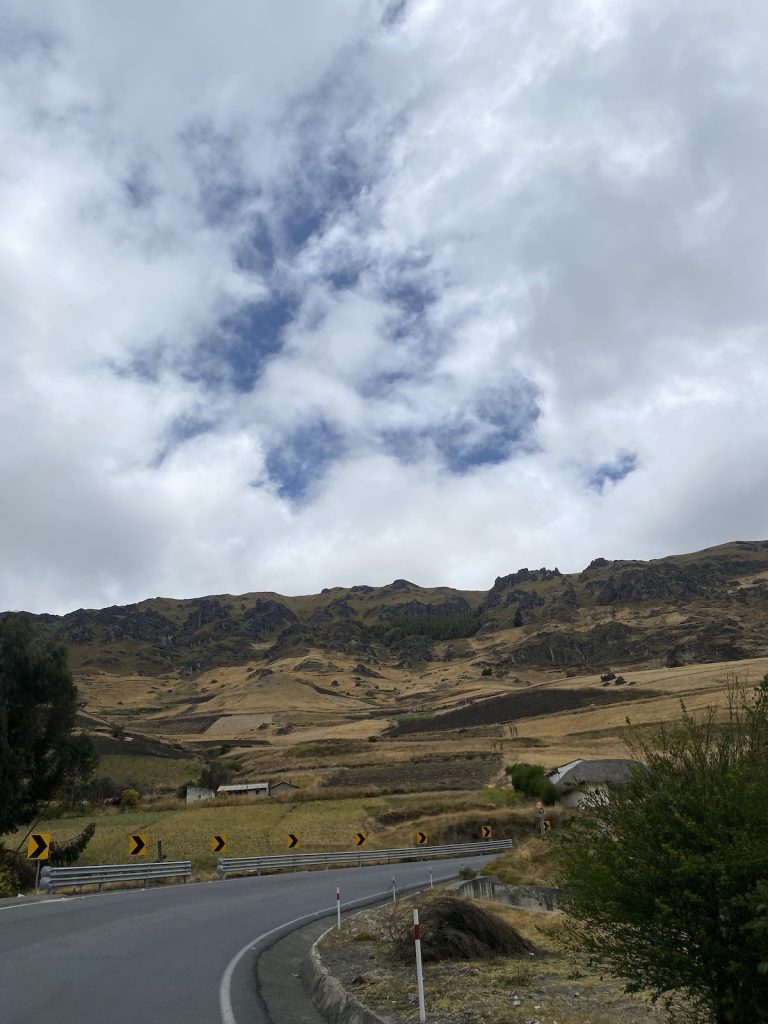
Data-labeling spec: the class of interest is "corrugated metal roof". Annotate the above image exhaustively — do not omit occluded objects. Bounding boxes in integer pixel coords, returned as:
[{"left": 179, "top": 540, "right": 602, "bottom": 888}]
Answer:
[{"left": 217, "top": 782, "right": 269, "bottom": 792}]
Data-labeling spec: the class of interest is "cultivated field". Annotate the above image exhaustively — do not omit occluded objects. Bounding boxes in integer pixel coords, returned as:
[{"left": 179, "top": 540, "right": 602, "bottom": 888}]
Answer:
[{"left": 8, "top": 789, "right": 532, "bottom": 875}]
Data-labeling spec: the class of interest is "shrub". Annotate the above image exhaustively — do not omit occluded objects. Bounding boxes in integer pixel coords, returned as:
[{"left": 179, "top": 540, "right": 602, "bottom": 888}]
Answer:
[
  {"left": 557, "top": 679, "right": 768, "bottom": 1022},
  {"left": 505, "top": 763, "right": 560, "bottom": 805},
  {"left": 0, "top": 862, "right": 17, "bottom": 898},
  {"left": 120, "top": 788, "right": 140, "bottom": 809}
]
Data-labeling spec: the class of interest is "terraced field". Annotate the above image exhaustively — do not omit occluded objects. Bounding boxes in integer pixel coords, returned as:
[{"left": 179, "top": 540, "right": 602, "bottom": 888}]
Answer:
[{"left": 327, "top": 752, "right": 500, "bottom": 792}]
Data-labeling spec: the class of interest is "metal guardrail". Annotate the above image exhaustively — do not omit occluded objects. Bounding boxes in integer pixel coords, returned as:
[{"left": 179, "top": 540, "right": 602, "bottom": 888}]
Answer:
[
  {"left": 39, "top": 860, "right": 192, "bottom": 892},
  {"left": 217, "top": 839, "right": 514, "bottom": 877}
]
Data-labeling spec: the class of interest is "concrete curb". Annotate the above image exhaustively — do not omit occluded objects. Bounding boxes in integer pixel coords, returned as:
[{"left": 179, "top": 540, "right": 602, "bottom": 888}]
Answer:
[{"left": 302, "top": 925, "right": 392, "bottom": 1024}]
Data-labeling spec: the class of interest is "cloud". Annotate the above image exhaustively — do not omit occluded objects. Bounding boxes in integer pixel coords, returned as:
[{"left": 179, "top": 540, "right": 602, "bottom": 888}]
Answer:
[{"left": 1, "top": 0, "right": 768, "bottom": 613}]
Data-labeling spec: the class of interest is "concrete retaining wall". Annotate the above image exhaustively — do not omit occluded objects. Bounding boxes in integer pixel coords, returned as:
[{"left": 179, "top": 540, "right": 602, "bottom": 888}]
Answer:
[{"left": 447, "top": 874, "right": 559, "bottom": 911}]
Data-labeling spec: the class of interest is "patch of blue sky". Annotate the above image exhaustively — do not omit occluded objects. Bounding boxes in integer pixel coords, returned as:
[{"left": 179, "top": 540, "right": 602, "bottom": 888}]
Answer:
[
  {"left": 234, "top": 215, "right": 277, "bottom": 276},
  {"left": 109, "top": 339, "right": 168, "bottom": 384},
  {"left": 277, "top": 152, "right": 366, "bottom": 251},
  {"left": 384, "top": 278, "right": 438, "bottom": 321},
  {"left": 325, "top": 263, "right": 364, "bottom": 291},
  {"left": 185, "top": 294, "right": 299, "bottom": 393},
  {"left": 151, "top": 413, "right": 216, "bottom": 468},
  {"left": 589, "top": 452, "right": 639, "bottom": 491},
  {"left": 181, "top": 119, "right": 258, "bottom": 228},
  {"left": 381, "top": 0, "right": 409, "bottom": 28},
  {"left": 0, "top": 22, "right": 56, "bottom": 60},
  {"left": 270, "top": 67, "right": 374, "bottom": 254},
  {"left": 122, "top": 165, "right": 155, "bottom": 209},
  {"left": 358, "top": 369, "right": 413, "bottom": 400},
  {"left": 265, "top": 420, "right": 346, "bottom": 502},
  {"left": 382, "top": 383, "right": 541, "bottom": 474}
]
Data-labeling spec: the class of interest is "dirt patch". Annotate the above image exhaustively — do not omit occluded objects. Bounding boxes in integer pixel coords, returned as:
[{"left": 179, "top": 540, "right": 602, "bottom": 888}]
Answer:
[
  {"left": 91, "top": 734, "right": 194, "bottom": 759},
  {"left": 137, "top": 714, "right": 220, "bottom": 734},
  {"left": 389, "top": 896, "right": 536, "bottom": 962},
  {"left": 326, "top": 752, "right": 500, "bottom": 792},
  {"left": 389, "top": 688, "right": 659, "bottom": 735}
]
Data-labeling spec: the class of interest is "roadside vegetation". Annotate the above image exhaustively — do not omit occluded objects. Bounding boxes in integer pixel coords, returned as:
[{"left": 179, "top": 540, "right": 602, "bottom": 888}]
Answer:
[
  {"left": 556, "top": 678, "right": 768, "bottom": 1023},
  {"left": 0, "top": 615, "right": 98, "bottom": 895}
]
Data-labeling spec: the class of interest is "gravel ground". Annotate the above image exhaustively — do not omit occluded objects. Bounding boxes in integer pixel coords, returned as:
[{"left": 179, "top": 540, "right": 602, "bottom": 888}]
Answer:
[{"left": 318, "top": 896, "right": 677, "bottom": 1024}]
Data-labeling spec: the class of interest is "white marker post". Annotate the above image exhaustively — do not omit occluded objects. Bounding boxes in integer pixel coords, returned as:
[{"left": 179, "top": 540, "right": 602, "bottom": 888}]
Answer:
[
  {"left": 413, "top": 908, "right": 426, "bottom": 1023},
  {"left": 392, "top": 877, "right": 397, "bottom": 904},
  {"left": 429, "top": 868, "right": 433, "bottom": 889},
  {"left": 336, "top": 886, "right": 341, "bottom": 930}
]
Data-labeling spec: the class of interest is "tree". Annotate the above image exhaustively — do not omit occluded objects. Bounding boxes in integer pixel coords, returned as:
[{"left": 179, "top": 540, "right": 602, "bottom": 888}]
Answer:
[
  {"left": 513, "top": 608, "right": 524, "bottom": 628},
  {"left": 200, "top": 759, "right": 235, "bottom": 792},
  {"left": 0, "top": 614, "right": 96, "bottom": 836},
  {"left": 555, "top": 680, "right": 768, "bottom": 1023}
]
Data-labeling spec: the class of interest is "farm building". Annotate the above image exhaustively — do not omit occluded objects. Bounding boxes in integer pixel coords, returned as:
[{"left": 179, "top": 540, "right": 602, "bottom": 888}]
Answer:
[
  {"left": 185, "top": 786, "right": 216, "bottom": 804},
  {"left": 217, "top": 782, "right": 270, "bottom": 800},
  {"left": 269, "top": 780, "right": 297, "bottom": 796},
  {"left": 547, "top": 758, "right": 637, "bottom": 808},
  {"left": 185, "top": 780, "right": 298, "bottom": 803}
]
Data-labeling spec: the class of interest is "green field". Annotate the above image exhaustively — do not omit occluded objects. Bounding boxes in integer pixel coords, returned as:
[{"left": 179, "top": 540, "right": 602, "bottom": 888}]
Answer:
[{"left": 97, "top": 754, "right": 200, "bottom": 790}]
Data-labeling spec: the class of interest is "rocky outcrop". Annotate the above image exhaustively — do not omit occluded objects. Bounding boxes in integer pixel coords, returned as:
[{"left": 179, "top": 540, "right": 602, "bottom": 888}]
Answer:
[{"left": 11, "top": 539, "right": 768, "bottom": 679}]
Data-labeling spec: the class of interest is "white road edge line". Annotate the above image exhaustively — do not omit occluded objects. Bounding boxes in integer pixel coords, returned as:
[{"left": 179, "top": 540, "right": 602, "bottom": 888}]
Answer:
[{"left": 218, "top": 872, "right": 459, "bottom": 1024}]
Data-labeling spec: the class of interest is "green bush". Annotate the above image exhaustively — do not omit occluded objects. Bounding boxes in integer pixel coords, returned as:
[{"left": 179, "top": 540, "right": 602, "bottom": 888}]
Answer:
[
  {"left": 120, "top": 788, "right": 140, "bottom": 809},
  {"left": 0, "top": 862, "right": 18, "bottom": 898},
  {"left": 505, "top": 763, "right": 560, "bottom": 805}
]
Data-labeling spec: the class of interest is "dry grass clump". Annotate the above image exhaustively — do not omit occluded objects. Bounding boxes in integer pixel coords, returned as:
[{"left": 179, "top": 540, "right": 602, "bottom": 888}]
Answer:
[
  {"left": 389, "top": 895, "right": 537, "bottom": 963},
  {"left": 483, "top": 834, "right": 558, "bottom": 886}
]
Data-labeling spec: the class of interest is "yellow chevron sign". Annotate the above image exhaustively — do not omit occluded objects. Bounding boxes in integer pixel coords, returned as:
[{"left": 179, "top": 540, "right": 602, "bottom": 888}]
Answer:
[
  {"left": 27, "top": 833, "right": 51, "bottom": 860},
  {"left": 129, "top": 834, "right": 147, "bottom": 857}
]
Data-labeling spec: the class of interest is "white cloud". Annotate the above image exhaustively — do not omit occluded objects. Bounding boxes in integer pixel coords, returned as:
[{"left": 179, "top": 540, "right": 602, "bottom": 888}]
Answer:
[{"left": 1, "top": 0, "right": 768, "bottom": 614}]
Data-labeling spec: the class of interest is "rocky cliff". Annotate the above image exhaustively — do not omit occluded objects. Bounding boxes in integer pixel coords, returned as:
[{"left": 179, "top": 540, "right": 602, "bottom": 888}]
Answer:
[{"left": 8, "top": 540, "right": 768, "bottom": 676}]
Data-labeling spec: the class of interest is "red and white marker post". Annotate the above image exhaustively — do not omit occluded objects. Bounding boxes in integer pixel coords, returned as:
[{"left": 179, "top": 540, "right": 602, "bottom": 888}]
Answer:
[
  {"left": 336, "top": 886, "right": 341, "bottom": 930},
  {"left": 413, "top": 908, "right": 426, "bottom": 1022}
]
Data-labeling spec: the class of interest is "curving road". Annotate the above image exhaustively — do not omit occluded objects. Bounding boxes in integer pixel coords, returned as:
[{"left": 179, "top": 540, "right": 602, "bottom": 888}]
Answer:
[{"left": 0, "top": 855, "right": 493, "bottom": 1024}]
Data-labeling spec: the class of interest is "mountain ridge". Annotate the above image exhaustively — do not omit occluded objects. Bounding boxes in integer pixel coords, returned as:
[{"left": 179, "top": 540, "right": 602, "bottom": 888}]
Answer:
[{"left": 8, "top": 539, "right": 768, "bottom": 677}]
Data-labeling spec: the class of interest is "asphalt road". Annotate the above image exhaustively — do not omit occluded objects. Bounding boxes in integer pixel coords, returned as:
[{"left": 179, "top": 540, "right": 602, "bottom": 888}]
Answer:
[{"left": 0, "top": 854, "right": 493, "bottom": 1024}]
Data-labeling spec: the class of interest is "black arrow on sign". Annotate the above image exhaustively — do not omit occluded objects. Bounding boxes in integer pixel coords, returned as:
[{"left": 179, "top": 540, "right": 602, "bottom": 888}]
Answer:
[
  {"left": 354, "top": 832, "right": 366, "bottom": 847},
  {"left": 29, "top": 834, "right": 48, "bottom": 860},
  {"left": 481, "top": 825, "right": 492, "bottom": 840},
  {"left": 212, "top": 835, "right": 226, "bottom": 853},
  {"left": 287, "top": 833, "right": 300, "bottom": 849},
  {"left": 130, "top": 835, "right": 146, "bottom": 857},
  {"left": 417, "top": 831, "right": 428, "bottom": 846}
]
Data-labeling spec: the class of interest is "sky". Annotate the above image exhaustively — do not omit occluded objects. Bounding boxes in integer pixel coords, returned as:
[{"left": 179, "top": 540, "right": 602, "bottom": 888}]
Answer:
[{"left": 2, "top": 0, "right": 768, "bottom": 615}]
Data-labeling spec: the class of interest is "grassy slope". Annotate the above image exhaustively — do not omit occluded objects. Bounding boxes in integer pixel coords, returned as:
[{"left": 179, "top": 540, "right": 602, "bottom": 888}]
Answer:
[
  {"left": 97, "top": 755, "right": 200, "bottom": 790},
  {"left": 7, "top": 790, "right": 545, "bottom": 875}
]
